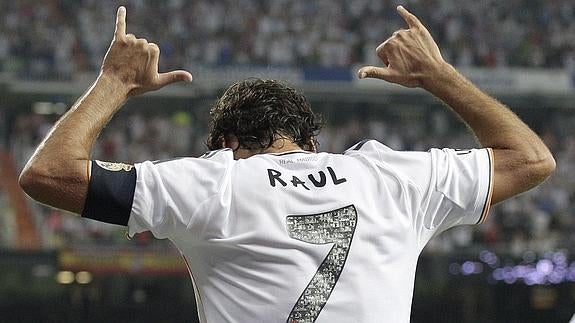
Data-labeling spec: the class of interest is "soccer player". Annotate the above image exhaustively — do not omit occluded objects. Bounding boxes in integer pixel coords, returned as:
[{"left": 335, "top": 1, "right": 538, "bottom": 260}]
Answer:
[{"left": 19, "top": 5, "right": 554, "bottom": 323}]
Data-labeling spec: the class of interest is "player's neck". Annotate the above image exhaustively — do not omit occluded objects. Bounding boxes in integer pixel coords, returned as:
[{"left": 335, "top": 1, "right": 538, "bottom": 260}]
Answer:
[
  {"left": 265, "top": 139, "right": 305, "bottom": 154},
  {"left": 232, "top": 138, "right": 312, "bottom": 159}
]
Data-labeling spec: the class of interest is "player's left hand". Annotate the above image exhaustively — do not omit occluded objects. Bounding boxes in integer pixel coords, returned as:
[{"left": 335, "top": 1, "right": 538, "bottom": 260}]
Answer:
[
  {"left": 357, "top": 6, "right": 447, "bottom": 89},
  {"left": 100, "top": 6, "right": 193, "bottom": 96}
]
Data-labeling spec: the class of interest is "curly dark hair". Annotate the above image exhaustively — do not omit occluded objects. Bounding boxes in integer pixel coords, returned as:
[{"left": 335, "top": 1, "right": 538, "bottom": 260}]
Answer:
[{"left": 207, "top": 79, "right": 323, "bottom": 151}]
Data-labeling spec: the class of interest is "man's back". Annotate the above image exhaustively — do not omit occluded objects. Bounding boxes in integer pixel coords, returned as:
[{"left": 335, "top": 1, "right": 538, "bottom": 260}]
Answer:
[{"left": 127, "top": 140, "right": 493, "bottom": 322}]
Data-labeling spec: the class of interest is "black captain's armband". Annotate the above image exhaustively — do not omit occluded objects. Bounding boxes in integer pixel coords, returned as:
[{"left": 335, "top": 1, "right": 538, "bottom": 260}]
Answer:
[{"left": 82, "top": 161, "right": 137, "bottom": 226}]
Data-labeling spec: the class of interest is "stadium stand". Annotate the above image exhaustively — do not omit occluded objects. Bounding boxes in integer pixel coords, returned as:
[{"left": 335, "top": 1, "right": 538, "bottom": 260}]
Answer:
[{"left": 0, "top": 0, "right": 573, "bottom": 80}]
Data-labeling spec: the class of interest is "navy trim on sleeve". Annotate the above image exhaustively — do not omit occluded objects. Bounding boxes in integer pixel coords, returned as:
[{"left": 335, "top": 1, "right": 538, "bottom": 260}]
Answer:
[
  {"left": 476, "top": 148, "right": 494, "bottom": 225},
  {"left": 199, "top": 148, "right": 232, "bottom": 159},
  {"left": 152, "top": 157, "right": 187, "bottom": 165},
  {"left": 82, "top": 161, "right": 136, "bottom": 226},
  {"left": 344, "top": 139, "right": 371, "bottom": 153}
]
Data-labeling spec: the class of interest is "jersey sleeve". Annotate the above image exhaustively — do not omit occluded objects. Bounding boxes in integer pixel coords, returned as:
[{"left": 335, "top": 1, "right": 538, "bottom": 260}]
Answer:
[
  {"left": 127, "top": 150, "right": 233, "bottom": 239},
  {"left": 346, "top": 140, "right": 493, "bottom": 246},
  {"left": 419, "top": 148, "right": 493, "bottom": 234}
]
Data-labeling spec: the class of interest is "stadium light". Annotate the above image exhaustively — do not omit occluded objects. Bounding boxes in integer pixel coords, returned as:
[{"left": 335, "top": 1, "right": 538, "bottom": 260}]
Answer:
[
  {"left": 56, "top": 271, "right": 75, "bottom": 284},
  {"left": 75, "top": 271, "right": 93, "bottom": 284}
]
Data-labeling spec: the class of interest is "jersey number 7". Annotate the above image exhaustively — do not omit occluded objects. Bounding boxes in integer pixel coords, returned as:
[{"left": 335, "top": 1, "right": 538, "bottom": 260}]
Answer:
[{"left": 285, "top": 205, "right": 358, "bottom": 323}]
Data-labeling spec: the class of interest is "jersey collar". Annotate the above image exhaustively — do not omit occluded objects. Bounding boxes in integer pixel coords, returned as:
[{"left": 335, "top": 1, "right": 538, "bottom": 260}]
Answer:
[{"left": 268, "top": 150, "right": 313, "bottom": 156}]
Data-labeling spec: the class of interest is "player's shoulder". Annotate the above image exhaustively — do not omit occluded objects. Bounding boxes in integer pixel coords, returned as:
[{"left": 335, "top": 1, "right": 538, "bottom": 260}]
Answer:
[
  {"left": 343, "top": 139, "right": 394, "bottom": 157},
  {"left": 342, "top": 139, "right": 434, "bottom": 173},
  {"left": 149, "top": 148, "right": 233, "bottom": 166},
  {"left": 136, "top": 148, "right": 234, "bottom": 176},
  {"left": 198, "top": 148, "right": 234, "bottom": 161}
]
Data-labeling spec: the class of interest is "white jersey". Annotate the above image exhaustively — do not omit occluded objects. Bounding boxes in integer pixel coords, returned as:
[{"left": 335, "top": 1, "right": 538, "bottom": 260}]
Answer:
[{"left": 127, "top": 140, "right": 493, "bottom": 323}]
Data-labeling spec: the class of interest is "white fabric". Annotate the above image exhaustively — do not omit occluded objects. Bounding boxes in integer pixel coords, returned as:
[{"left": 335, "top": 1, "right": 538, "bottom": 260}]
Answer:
[{"left": 128, "top": 140, "right": 493, "bottom": 323}]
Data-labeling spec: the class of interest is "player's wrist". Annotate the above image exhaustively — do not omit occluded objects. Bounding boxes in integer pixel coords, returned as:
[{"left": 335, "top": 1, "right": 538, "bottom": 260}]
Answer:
[
  {"left": 421, "top": 62, "right": 462, "bottom": 95},
  {"left": 96, "top": 71, "right": 132, "bottom": 100}
]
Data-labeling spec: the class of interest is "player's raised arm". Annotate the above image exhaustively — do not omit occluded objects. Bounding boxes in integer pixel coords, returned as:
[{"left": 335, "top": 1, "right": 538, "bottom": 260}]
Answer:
[
  {"left": 358, "top": 6, "right": 555, "bottom": 204},
  {"left": 19, "top": 6, "right": 192, "bottom": 214}
]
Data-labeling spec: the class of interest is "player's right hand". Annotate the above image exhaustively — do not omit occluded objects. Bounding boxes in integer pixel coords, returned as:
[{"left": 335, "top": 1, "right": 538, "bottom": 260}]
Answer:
[
  {"left": 357, "top": 6, "right": 448, "bottom": 89},
  {"left": 100, "top": 6, "right": 193, "bottom": 97}
]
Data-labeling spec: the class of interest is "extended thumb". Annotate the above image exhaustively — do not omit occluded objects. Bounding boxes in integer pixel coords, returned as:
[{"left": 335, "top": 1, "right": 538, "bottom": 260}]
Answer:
[
  {"left": 159, "top": 70, "right": 193, "bottom": 85},
  {"left": 357, "top": 66, "right": 391, "bottom": 80}
]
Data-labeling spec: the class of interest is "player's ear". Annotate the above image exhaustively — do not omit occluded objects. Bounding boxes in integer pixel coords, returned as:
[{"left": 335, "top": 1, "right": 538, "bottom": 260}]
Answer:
[
  {"left": 222, "top": 135, "right": 240, "bottom": 151},
  {"left": 308, "top": 138, "right": 317, "bottom": 153}
]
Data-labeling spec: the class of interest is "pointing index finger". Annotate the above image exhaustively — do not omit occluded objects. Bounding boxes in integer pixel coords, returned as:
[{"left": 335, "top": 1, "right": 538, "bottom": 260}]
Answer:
[
  {"left": 397, "top": 5, "right": 422, "bottom": 29},
  {"left": 115, "top": 6, "right": 126, "bottom": 38}
]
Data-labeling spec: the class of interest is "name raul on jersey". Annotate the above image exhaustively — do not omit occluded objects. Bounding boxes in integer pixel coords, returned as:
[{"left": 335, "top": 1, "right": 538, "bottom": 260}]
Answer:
[{"left": 267, "top": 166, "right": 347, "bottom": 190}]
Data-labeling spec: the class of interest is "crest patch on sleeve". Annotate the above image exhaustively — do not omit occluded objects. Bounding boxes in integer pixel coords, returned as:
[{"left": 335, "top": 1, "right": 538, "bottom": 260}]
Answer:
[{"left": 95, "top": 160, "right": 134, "bottom": 172}]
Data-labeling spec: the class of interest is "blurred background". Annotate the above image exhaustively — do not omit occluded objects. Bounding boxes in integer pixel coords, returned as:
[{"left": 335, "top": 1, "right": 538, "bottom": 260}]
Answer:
[{"left": 0, "top": 0, "right": 574, "bottom": 322}]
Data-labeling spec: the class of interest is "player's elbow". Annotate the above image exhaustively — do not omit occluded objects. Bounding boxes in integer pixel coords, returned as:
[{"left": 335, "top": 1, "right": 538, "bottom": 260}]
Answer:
[
  {"left": 522, "top": 151, "right": 556, "bottom": 186},
  {"left": 19, "top": 164, "right": 48, "bottom": 200},
  {"left": 492, "top": 150, "right": 555, "bottom": 205},
  {"left": 18, "top": 159, "right": 62, "bottom": 204},
  {"left": 535, "top": 152, "right": 556, "bottom": 181},
  {"left": 19, "top": 159, "right": 88, "bottom": 215}
]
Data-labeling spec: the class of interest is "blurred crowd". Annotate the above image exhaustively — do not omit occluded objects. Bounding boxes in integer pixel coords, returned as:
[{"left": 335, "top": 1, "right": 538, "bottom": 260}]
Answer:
[
  {"left": 0, "top": 0, "right": 574, "bottom": 80},
  {"left": 3, "top": 103, "right": 575, "bottom": 256}
]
